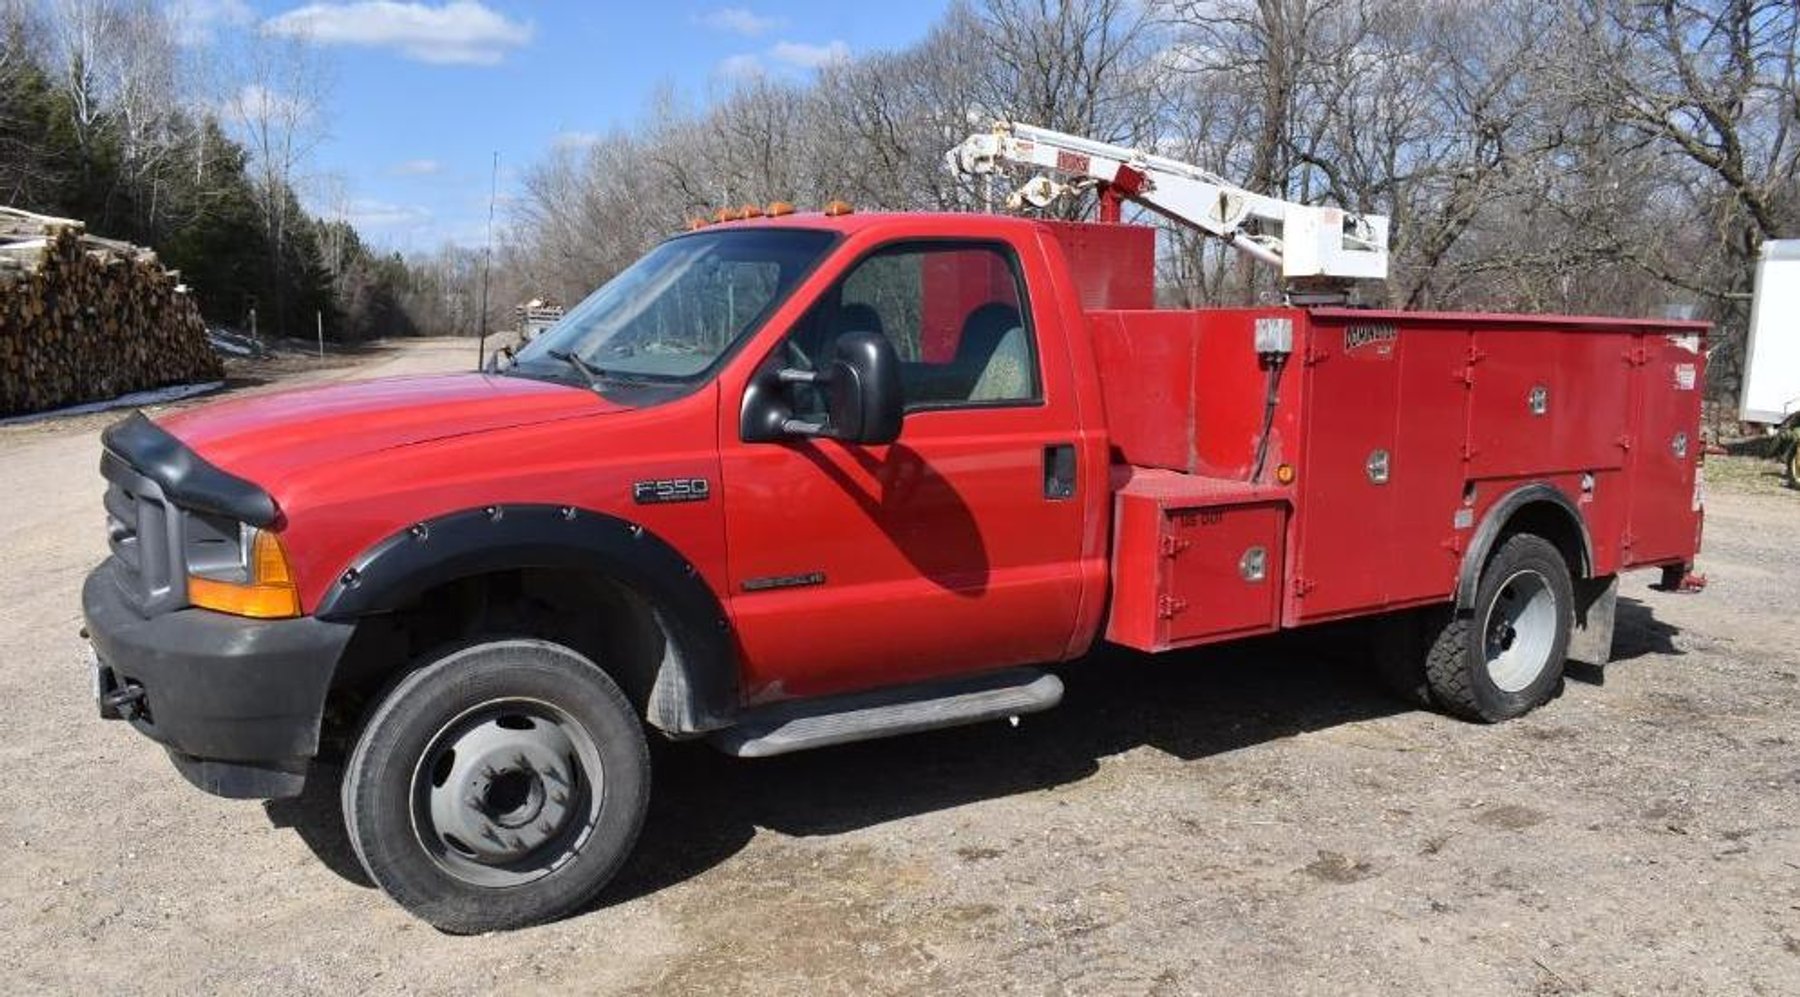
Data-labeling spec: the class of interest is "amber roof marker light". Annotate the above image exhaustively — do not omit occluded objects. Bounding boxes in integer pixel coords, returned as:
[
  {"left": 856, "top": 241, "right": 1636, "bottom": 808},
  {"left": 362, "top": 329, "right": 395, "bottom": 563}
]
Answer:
[{"left": 822, "top": 200, "right": 854, "bottom": 216}]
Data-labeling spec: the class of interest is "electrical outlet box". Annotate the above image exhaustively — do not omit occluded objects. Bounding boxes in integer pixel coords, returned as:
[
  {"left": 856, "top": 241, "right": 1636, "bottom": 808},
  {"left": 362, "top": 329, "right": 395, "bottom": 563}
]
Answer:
[{"left": 1254, "top": 316, "right": 1294, "bottom": 355}]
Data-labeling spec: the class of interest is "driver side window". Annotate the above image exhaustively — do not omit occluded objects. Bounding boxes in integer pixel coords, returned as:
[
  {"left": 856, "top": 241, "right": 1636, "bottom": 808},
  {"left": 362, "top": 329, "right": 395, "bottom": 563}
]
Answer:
[{"left": 788, "top": 242, "right": 1041, "bottom": 414}]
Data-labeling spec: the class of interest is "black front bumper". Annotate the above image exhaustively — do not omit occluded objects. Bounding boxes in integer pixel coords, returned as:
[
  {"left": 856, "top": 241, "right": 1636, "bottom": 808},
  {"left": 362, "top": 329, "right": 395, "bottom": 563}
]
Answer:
[{"left": 81, "top": 563, "right": 354, "bottom": 799}]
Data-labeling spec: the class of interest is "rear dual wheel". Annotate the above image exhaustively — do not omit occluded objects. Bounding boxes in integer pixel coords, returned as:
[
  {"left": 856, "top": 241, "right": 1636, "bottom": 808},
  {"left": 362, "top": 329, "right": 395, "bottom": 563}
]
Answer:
[
  {"left": 1371, "top": 533, "right": 1573, "bottom": 722},
  {"left": 1424, "top": 533, "right": 1573, "bottom": 722},
  {"left": 342, "top": 639, "right": 650, "bottom": 934}
]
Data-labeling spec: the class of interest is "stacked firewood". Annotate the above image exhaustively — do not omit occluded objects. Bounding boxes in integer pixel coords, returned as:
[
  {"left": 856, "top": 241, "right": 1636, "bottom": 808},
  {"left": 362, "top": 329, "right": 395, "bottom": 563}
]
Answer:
[{"left": 0, "top": 207, "right": 223, "bottom": 416}]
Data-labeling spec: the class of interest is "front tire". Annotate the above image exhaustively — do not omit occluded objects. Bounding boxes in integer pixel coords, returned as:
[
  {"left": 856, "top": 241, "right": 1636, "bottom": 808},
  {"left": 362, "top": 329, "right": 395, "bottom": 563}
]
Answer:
[
  {"left": 342, "top": 639, "right": 650, "bottom": 933},
  {"left": 1425, "top": 533, "right": 1573, "bottom": 722}
]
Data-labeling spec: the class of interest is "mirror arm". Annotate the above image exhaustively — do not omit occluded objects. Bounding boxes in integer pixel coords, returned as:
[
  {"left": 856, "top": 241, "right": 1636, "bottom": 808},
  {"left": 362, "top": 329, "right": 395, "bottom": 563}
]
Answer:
[{"left": 778, "top": 368, "right": 821, "bottom": 385}]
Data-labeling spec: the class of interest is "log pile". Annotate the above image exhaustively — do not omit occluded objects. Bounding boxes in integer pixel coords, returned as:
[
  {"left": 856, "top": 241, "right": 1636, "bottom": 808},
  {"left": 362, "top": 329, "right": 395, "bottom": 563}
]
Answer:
[{"left": 0, "top": 207, "right": 223, "bottom": 416}]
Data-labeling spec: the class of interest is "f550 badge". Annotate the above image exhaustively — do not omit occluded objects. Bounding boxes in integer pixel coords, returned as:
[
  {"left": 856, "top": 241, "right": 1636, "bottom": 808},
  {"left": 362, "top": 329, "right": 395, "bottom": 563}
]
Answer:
[{"left": 633, "top": 477, "right": 711, "bottom": 504}]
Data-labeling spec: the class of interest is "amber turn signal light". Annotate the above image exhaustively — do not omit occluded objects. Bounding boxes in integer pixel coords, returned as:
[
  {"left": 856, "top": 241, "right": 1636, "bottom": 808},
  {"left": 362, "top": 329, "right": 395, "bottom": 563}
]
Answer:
[{"left": 189, "top": 529, "right": 301, "bottom": 619}]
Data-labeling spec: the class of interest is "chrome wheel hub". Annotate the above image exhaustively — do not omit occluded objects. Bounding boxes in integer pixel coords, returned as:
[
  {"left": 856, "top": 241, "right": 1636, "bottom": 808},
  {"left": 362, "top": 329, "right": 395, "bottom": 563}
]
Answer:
[{"left": 1481, "top": 569, "right": 1556, "bottom": 693}]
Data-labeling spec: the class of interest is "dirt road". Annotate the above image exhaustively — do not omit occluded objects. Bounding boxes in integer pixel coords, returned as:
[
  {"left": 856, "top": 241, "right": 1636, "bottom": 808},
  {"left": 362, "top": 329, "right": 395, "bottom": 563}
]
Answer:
[{"left": 2, "top": 339, "right": 1796, "bottom": 994}]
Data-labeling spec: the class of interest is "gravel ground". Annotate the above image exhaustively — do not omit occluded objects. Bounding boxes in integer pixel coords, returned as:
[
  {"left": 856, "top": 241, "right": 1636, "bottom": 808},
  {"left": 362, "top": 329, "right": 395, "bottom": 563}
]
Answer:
[{"left": 1, "top": 339, "right": 1795, "bottom": 995}]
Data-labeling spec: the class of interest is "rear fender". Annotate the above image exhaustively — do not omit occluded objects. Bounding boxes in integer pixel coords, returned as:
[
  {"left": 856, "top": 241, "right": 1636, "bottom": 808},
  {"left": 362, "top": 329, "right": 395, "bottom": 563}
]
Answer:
[{"left": 1455, "top": 483, "right": 1594, "bottom": 612}]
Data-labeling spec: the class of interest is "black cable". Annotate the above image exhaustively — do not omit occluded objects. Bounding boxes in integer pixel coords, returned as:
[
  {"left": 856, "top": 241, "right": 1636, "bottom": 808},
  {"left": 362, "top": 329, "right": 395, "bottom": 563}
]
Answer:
[{"left": 1248, "top": 354, "right": 1286, "bottom": 482}]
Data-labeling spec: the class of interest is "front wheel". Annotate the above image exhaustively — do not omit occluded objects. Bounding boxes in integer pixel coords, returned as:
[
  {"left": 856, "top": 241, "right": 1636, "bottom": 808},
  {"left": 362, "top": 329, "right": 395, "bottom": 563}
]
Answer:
[
  {"left": 342, "top": 639, "right": 650, "bottom": 933},
  {"left": 1425, "top": 533, "right": 1573, "bottom": 722}
]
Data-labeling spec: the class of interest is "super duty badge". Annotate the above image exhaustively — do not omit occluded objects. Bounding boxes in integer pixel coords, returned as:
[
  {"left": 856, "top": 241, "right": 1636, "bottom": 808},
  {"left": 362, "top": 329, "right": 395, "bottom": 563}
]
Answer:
[{"left": 633, "top": 477, "right": 711, "bottom": 504}]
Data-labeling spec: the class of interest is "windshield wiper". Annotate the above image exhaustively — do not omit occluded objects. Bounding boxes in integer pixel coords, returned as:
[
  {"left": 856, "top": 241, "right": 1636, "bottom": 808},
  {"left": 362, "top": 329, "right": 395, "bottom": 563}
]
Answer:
[{"left": 547, "top": 349, "right": 609, "bottom": 390}]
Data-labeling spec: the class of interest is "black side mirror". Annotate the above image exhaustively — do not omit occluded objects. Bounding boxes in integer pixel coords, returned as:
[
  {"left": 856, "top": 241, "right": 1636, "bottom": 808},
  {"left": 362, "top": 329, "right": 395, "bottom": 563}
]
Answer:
[
  {"left": 815, "top": 330, "right": 903, "bottom": 444},
  {"left": 739, "top": 330, "right": 904, "bottom": 444}
]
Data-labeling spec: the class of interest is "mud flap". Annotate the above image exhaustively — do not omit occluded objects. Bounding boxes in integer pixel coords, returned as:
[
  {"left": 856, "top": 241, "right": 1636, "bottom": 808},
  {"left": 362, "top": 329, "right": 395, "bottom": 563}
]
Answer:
[{"left": 1567, "top": 575, "right": 1618, "bottom": 668}]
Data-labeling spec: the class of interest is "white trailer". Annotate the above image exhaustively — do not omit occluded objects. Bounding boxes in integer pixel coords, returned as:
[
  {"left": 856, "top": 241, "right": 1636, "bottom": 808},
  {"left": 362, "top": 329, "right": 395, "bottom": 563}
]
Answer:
[{"left": 1740, "top": 239, "right": 1800, "bottom": 425}]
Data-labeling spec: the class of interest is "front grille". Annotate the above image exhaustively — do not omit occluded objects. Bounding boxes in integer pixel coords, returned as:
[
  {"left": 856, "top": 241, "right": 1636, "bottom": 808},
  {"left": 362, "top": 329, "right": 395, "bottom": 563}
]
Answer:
[
  {"left": 105, "top": 480, "right": 142, "bottom": 576},
  {"left": 101, "top": 453, "right": 184, "bottom": 614}
]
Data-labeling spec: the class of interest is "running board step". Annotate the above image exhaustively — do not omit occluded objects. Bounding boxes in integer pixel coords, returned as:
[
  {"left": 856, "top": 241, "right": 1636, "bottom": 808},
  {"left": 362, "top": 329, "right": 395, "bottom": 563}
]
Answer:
[{"left": 710, "top": 668, "right": 1064, "bottom": 758}]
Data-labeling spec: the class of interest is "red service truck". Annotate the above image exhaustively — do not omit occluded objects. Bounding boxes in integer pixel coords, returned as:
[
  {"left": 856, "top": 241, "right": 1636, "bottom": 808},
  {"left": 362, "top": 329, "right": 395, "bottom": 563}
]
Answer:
[{"left": 81, "top": 127, "right": 1706, "bottom": 932}]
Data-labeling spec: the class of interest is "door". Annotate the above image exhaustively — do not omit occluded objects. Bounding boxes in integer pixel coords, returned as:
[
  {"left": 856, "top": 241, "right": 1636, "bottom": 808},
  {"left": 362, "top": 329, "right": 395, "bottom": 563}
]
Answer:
[
  {"left": 1625, "top": 330, "right": 1705, "bottom": 565},
  {"left": 1291, "top": 316, "right": 1403, "bottom": 621},
  {"left": 719, "top": 240, "right": 1088, "bottom": 701}
]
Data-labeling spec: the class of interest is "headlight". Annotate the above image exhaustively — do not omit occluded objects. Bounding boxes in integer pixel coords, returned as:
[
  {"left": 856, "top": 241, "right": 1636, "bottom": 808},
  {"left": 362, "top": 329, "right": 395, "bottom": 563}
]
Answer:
[{"left": 186, "top": 518, "right": 300, "bottom": 619}]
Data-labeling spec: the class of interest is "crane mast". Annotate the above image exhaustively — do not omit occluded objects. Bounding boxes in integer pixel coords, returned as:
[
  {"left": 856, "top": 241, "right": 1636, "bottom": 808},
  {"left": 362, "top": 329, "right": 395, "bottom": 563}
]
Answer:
[{"left": 947, "top": 121, "right": 1390, "bottom": 303}]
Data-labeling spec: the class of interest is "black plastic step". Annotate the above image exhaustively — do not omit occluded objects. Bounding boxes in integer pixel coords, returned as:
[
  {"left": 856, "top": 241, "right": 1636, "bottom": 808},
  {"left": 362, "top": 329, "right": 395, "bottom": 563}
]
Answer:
[{"left": 710, "top": 667, "right": 1064, "bottom": 758}]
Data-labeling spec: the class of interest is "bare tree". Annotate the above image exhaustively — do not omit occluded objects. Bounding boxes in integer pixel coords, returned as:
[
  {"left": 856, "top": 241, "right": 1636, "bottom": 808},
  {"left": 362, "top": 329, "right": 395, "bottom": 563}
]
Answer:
[
  {"left": 500, "top": 0, "right": 1796, "bottom": 408},
  {"left": 223, "top": 33, "right": 329, "bottom": 335}
]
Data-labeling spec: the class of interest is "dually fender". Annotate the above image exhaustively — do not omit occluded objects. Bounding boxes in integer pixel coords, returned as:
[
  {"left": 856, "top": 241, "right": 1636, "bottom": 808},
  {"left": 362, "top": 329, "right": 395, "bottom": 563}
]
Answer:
[
  {"left": 313, "top": 504, "right": 738, "bottom": 733},
  {"left": 1454, "top": 482, "right": 1595, "bottom": 612}
]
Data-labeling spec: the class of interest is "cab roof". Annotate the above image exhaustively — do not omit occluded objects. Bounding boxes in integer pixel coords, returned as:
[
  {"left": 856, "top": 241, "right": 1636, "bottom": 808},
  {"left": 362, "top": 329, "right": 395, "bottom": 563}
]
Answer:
[{"left": 681, "top": 209, "right": 1078, "bottom": 240}]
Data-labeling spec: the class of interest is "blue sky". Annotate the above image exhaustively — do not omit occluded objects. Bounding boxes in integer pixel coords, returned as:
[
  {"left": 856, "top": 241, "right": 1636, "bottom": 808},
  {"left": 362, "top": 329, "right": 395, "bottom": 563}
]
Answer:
[{"left": 181, "top": 1, "right": 952, "bottom": 250}]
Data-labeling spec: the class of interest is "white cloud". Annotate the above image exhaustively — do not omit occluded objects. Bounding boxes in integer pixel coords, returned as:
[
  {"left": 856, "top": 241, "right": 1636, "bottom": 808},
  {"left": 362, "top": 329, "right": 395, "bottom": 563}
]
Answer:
[
  {"left": 263, "top": 1, "right": 533, "bottom": 66},
  {"left": 345, "top": 198, "right": 433, "bottom": 229},
  {"left": 715, "top": 39, "right": 849, "bottom": 79},
  {"left": 390, "top": 158, "right": 443, "bottom": 175},
  {"left": 168, "top": 0, "right": 255, "bottom": 46},
  {"left": 768, "top": 39, "right": 849, "bottom": 69},
  {"left": 695, "top": 6, "right": 778, "bottom": 37},
  {"left": 714, "top": 53, "right": 764, "bottom": 79}
]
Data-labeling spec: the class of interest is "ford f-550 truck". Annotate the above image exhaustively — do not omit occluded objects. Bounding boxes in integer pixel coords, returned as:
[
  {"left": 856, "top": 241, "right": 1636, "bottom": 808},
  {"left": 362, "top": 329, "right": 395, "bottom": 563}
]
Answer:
[{"left": 82, "top": 201, "right": 1705, "bottom": 932}]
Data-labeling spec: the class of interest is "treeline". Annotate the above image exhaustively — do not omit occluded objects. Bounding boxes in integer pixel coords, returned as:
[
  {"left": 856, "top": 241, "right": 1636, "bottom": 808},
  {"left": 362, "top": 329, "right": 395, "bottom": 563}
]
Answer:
[
  {"left": 0, "top": 0, "right": 427, "bottom": 343},
  {"left": 512, "top": 0, "right": 1798, "bottom": 401}
]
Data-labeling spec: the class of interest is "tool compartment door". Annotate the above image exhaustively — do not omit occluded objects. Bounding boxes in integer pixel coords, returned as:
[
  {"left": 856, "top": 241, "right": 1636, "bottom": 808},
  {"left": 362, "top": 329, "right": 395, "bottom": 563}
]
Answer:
[
  {"left": 1467, "top": 327, "right": 1631, "bottom": 478},
  {"left": 1625, "top": 330, "right": 1705, "bottom": 565},
  {"left": 1106, "top": 471, "right": 1287, "bottom": 653},
  {"left": 1291, "top": 319, "right": 1401, "bottom": 621},
  {"left": 1160, "top": 502, "right": 1286, "bottom": 646}
]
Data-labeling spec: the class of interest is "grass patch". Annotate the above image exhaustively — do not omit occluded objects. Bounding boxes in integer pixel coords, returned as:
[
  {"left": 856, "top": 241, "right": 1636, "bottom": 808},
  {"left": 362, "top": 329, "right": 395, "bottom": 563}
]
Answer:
[{"left": 1705, "top": 453, "right": 1795, "bottom": 496}]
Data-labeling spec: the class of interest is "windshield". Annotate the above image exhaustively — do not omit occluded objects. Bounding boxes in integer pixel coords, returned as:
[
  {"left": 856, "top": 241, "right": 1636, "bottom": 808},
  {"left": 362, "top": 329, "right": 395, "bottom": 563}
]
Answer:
[{"left": 514, "top": 227, "right": 836, "bottom": 382}]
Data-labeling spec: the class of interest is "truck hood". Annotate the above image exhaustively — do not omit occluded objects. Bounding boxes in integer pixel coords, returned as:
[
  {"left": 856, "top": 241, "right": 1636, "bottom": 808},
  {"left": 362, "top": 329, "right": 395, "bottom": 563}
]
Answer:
[{"left": 159, "top": 372, "right": 618, "bottom": 486}]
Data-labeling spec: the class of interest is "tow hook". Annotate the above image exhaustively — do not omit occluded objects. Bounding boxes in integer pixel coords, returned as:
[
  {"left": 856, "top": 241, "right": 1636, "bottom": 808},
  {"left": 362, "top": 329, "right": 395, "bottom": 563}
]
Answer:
[{"left": 101, "top": 683, "right": 147, "bottom": 721}]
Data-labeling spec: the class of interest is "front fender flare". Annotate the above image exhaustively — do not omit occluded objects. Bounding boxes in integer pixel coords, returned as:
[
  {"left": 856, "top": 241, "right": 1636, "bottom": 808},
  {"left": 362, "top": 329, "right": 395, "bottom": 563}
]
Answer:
[{"left": 313, "top": 504, "right": 737, "bottom": 732}]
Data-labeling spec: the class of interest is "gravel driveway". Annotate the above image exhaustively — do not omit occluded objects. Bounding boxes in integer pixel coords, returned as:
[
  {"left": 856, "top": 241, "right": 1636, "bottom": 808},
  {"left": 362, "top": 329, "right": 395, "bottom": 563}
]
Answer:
[{"left": 2, "top": 339, "right": 1795, "bottom": 995}]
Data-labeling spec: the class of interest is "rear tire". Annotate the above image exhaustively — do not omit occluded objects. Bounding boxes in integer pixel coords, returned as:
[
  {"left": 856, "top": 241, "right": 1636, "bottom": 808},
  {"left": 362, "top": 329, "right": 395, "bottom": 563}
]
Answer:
[
  {"left": 1425, "top": 533, "right": 1573, "bottom": 722},
  {"left": 342, "top": 638, "right": 650, "bottom": 933}
]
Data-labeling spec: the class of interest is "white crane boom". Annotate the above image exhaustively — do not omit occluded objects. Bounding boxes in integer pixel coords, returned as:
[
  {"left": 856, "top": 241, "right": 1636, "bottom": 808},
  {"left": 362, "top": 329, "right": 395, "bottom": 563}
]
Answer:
[{"left": 947, "top": 121, "right": 1390, "bottom": 298}]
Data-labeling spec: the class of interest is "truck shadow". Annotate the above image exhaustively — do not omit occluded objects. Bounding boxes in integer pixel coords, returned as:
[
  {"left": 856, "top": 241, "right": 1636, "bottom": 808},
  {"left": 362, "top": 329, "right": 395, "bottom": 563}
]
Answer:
[
  {"left": 599, "top": 624, "right": 1403, "bottom": 907},
  {"left": 1565, "top": 595, "right": 1682, "bottom": 686},
  {"left": 267, "top": 600, "right": 1688, "bottom": 912},
  {"left": 794, "top": 441, "right": 990, "bottom": 595},
  {"left": 263, "top": 625, "right": 1395, "bottom": 897}
]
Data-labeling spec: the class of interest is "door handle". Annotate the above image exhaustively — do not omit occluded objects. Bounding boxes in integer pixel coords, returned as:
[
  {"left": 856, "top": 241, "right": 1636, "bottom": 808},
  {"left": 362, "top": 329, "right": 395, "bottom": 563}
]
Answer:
[{"left": 1044, "top": 444, "right": 1076, "bottom": 500}]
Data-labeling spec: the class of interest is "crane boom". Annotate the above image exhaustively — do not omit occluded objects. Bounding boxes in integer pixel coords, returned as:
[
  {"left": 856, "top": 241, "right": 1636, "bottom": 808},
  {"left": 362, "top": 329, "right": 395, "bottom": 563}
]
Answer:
[{"left": 948, "top": 121, "right": 1389, "bottom": 299}]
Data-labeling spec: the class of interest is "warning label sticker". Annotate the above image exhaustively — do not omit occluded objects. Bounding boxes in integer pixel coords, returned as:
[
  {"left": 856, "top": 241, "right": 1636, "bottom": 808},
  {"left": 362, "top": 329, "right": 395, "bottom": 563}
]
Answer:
[{"left": 1674, "top": 363, "right": 1697, "bottom": 391}]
